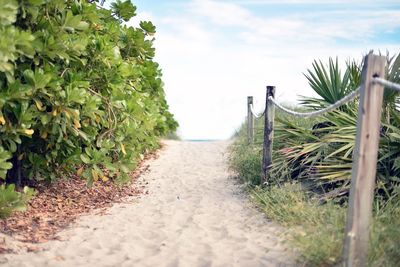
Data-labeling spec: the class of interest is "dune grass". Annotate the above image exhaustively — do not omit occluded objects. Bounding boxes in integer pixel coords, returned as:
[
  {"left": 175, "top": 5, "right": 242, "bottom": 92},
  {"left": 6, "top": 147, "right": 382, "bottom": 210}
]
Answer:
[
  {"left": 251, "top": 184, "right": 345, "bottom": 266},
  {"left": 229, "top": 114, "right": 400, "bottom": 266}
]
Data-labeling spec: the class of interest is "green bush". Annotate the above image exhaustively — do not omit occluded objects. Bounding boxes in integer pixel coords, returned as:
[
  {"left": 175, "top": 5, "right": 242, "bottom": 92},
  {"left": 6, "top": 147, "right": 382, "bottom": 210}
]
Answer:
[
  {"left": 0, "top": 0, "right": 177, "bottom": 186},
  {"left": 232, "top": 56, "right": 400, "bottom": 198},
  {"left": 0, "top": 184, "right": 35, "bottom": 218}
]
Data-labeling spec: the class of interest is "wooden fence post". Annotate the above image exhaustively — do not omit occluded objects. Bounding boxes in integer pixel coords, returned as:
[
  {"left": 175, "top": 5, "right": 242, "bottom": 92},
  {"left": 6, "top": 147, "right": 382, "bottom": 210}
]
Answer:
[
  {"left": 342, "top": 53, "right": 386, "bottom": 267},
  {"left": 247, "top": 96, "right": 254, "bottom": 144},
  {"left": 262, "top": 86, "right": 276, "bottom": 184}
]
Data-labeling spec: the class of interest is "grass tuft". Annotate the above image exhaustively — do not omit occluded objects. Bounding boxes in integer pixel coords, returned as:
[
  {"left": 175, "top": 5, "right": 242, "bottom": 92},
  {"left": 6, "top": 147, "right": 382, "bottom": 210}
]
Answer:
[
  {"left": 251, "top": 184, "right": 345, "bottom": 266},
  {"left": 229, "top": 112, "right": 400, "bottom": 266}
]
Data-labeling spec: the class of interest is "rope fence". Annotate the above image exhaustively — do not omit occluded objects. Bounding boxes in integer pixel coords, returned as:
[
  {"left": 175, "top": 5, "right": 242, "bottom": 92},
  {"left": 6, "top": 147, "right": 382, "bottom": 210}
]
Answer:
[
  {"left": 245, "top": 54, "right": 399, "bottom": 267},
  {"left": 249, "top": 104, "right": 264, "bottom": 118},
  {"left": 373, "top": 77, "right": 400, "bottom": 93},
  {"left": 268, "top": 87, "right": 360, "bottom": 118},
  {"left": 247, "top": 77, "right": 399, "bottom": 123}
]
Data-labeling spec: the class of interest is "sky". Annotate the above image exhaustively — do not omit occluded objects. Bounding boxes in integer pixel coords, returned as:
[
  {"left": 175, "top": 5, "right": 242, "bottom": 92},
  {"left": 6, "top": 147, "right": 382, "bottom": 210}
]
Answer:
[{"left": 125, "top": 0, "right": 400, "bottom": 140}]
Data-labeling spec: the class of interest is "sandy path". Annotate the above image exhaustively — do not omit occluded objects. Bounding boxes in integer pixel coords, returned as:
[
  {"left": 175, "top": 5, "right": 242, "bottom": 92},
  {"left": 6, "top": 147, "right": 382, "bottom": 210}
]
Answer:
[{"left": 1, "top": 141, "right": 294, "bottom": 267}]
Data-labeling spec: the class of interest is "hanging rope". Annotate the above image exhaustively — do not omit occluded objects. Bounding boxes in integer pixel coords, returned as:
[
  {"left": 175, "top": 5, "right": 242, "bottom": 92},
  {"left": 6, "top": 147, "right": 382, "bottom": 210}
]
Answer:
[
  {"left": 373, "top": 77, "right": 400, "bottom": 93},
  {"left": 250, "top": 104, "right": 265, "bottom": 118},
  {"left": 268, "top": 87, "right": 360, "bottom": 118},
  {"left": 253, "top": 77, "right": 399, "bottom": 119}
]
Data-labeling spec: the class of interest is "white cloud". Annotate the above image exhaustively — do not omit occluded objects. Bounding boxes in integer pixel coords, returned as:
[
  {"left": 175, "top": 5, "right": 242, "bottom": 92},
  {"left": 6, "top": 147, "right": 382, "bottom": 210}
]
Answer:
[
  {"left": 131, "top": 0, "right": 399, "bottom": 140},
  {"left": 190, "top": 0, "right": 252, "bottom": 27},
  {"left": 219, "top": 0, "right": 398, "bottom": 5},
  {"left": 190, "top": 0, "right": 400, "bottom": 44}
]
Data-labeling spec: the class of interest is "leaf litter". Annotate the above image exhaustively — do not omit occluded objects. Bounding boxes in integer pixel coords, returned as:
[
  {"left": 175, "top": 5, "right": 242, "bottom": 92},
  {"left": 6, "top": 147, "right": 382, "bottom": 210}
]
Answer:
[{"left": 0, "top": 150, "right": 159, "bottom": 252}]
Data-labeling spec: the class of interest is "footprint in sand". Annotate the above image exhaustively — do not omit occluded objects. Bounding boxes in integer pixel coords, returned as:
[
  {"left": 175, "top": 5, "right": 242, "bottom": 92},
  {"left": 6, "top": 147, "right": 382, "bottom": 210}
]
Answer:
[{"left": 0, "top": 141, "right": 295, "bottom": 267}]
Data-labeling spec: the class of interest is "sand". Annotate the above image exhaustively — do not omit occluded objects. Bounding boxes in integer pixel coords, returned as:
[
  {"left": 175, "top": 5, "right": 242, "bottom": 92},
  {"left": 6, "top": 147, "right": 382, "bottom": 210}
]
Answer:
[{"left": 0, "top": 141, "right": 294, "bottom": 267}]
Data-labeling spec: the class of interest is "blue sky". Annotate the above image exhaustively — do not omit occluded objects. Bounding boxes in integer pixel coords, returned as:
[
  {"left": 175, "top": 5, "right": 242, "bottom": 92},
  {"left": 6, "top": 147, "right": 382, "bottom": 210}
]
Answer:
[{"left": 125, "top": 0, "right": 400, "bottom": 140}]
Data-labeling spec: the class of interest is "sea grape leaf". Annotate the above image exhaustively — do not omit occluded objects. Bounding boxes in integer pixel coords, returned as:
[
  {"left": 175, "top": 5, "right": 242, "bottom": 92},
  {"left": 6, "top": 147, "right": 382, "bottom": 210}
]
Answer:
[
  {"left": 111, "top": 0, "right": 137, "bottom": 22},
  {"left": 63, "top": 11, "right": 89, "bottom": 32},
  {"left": 0, "top": 0, "right": 18, "bottom": 26},
  {"left": 140, "top": 21, "right": 156, "bottom": 35}
]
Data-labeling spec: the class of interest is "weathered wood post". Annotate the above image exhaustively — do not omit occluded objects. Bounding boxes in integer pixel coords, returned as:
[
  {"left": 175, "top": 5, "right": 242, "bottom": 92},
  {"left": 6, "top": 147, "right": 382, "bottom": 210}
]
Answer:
[
  {"left": 262, "top": 86, "right": 276, "bottom": 184},
  {"left": 343, "top": 53, "right": 386, "bottom": 267},
  {"left": 247, "top": 96, "right": 254, "bottom": 144}
]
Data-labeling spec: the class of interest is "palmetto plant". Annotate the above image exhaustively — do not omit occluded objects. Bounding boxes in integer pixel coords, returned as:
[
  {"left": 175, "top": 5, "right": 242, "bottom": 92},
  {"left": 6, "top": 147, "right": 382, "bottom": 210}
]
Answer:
[
  {"left": 300, "top": 57, "right": 357, "bottom": 109},
  {"left": 270, "top": 55, "right": 400, "bottom": 199},
  {"left": 229, "top": 54, "right": 400, "bottom": 266},
  {"left": 383, "top": 54, "right": 400, "bottom": 124}
]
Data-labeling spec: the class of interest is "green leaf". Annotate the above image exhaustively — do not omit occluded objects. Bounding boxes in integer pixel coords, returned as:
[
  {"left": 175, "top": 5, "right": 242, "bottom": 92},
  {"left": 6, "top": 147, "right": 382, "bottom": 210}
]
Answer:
[
  {"left": 111, "top": 0, "right": 137, "bottom": 21},
  {"left": 63, "top": 11, "right": 89, "bottom": 32},
  {"left": 0, "top": 184, "right": 34, "bottom": 218},
  {"left": 140, "top": 21, "right": 156, "bottom": 35},
  {"left": 0, "top": 0, "right": 18, "bottom": 26},
  {"left": 0, "top": 147, "right": 12, "bottom": 179},
  {"left": 80, "top": 154, "right": 91, "bottom": 164}
]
